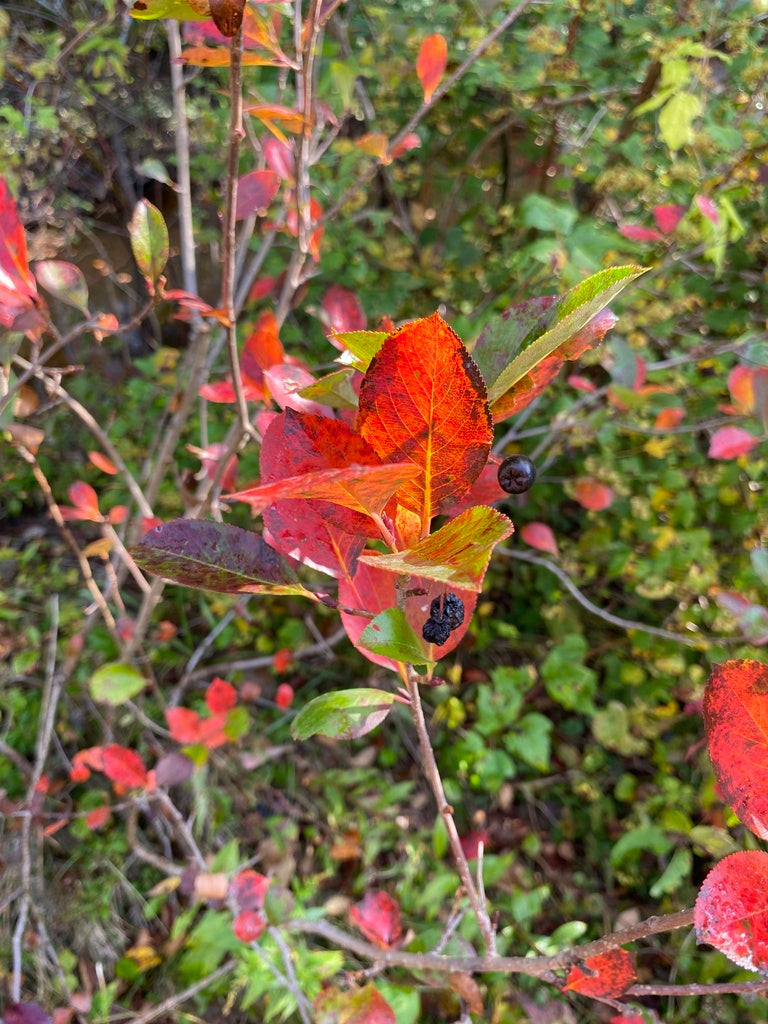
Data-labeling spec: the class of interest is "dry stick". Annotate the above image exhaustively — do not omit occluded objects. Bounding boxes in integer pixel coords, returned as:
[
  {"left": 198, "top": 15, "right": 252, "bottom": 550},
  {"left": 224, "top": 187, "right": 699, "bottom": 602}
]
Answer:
[
  {"left": 501, "top": 547, "right": 711, "bottom": 647},
  {"left": 15, "top": 446, "right": 119, "bottom": 637},
  {"left": 121, "top": 961, "right": 236, "bottom": 1024},
  {"left": 287, "top": 908, "right": 697, "bottom": 977},
  {"left": 11, "top": 597, "right": 69, "bottom": 1003},
  {"left": 405, "top": 665, "right": 497, "bottom": 956},
  {"left": 11, "top": 356, "right": 154, "bottom": 519},
  {"left": 221, "top": 24, "right": 256, "bottom": 441}
]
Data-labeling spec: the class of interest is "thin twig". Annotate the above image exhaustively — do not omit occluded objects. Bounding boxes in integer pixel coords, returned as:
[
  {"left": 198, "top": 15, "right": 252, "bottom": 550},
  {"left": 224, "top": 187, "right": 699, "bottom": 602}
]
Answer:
[
  {"left": 125, "top": 962, "right": 236, "bottom": 1024},
  {"left": 405, "top": 665, "right": 496, "bottom": 955}
]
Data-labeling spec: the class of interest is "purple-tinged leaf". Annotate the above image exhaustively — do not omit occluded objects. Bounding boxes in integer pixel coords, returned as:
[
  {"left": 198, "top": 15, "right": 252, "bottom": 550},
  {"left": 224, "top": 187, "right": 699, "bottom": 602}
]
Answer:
[
  {"left": 129, "top": 199, "right": 169, "bottom": 284},
  {"left": 34, "top": 260, "right": 90, "bottom": 315},
  {"left": 131, "top": 519, "right": 314, "bottom": 597}
]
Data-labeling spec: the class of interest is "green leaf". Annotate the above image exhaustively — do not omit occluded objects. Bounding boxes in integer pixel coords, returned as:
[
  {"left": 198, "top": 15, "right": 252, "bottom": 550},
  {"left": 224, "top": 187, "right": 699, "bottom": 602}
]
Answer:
[
  {"left": 485, "top": 265, "right": 648, "bottom": 406},
  {"left": 357, "top": 506, "right": 513, "bottom": 591},
  {"left": 298, "top": 368, "right": 360, "bottom": 409},
  {"left": 128, "top": 199, "right": 169, "bottom": 283},
  {"left": 359, "top": 608, "right": 432, "bottom": 666},
  {"left": 751, "top": 548, "right": 768, "bottom": 588},
  {"left": 89, "top": 663, "right": 146, "bottom": 704},
  {"left": 291, "top": 688, "right": 397, "bottom": 741},
  {"left": 520, "top": 194, "right": 578, "bottom": 234},
  {"left": 611, "top": 825, "right": 673, "bottom": 868},
  {"left": 650, "top": 847, "right": 691, "bottom": 898},
  {"left": 332, "top": 330, "right": 387, "bottom": 370},
  {"left": 504, "top": 712, "right": 552, "bottom": 771},
  {"left": 540, "top": 635, "right": 597, "bottom": 714},
  {"left": 658, "top": 92, "right": 702, "bottom": 152}
]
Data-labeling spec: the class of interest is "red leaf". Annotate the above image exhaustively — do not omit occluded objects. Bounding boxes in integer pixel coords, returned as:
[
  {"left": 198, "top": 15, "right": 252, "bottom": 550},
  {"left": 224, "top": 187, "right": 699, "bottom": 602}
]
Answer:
[
  {"left": 703, "top": 660, "right": 768, "bottom": 838},
  {"left": 357, "top": 313, "right": 492, "bottom": 521},
  {"left": 206, "top": 677, "right": 237, "bottom": 713},
  {"left": 349, "top": 891, "right": 402, "bottom": 948},
  {"left": 460, "top": 828, "right": 491, "bottom": 860},
  {"left": 263, "top": 362, "right": 329, "bottom": 416},
  {"left": 652, "top": 204, "right": 686, "bottom": 233},
  {"left": 59, "top": 481, "right": 102, "bottom": 522},
  {"left": 235, "top": 169, "right": 281, "bottom": 219},
  {"left": 230, "top": 869, "right": 271, "bottom": 910},
  {"left": 85, "top": 805, "right": 111, "bottom": 830},
  {"left": 0, "top": 176, "right": 39, "bottom": 315},
  {"left": 416, "top": 34, "right": 447, "bottom": 103},
  {"left": 166, "top": 707, "right": 204, "bottom": 744},
  {"left": 233, "top": 909, "right": 266, "bottom": 942},
  {"left": 390, "top": 133, "right": 421, "bottom": 159},
  {"left": 273, "top": 648, "right": 292, "bottom": 673},
  {"left": 695, "top": 850, "right": 768, "bottom": 971},
  {"left": 562, "top": 948, "right": 636, "bottom": 997},
  {"left": 708, "top": 426, "right": 760, "bottom": 460},
  {"left": 573, "top": 479, "right": 614, "bottom": 510},
  {"left": 654, "top": 406, "right": 684, "bottom": 429},
  {"left": 322, "top": 284, "right": 366, "bottom": 333},
  {"left": 275, "top": 683, "right": 294, "bottom": 709},
  {"left": 520, "top": 522, "right": 559, "bottom": 556},
  {"left": 568, "top": 374, "right": 596, "bottom": 392},
  {"left": 619, "top": 224, "right": 664, "bottom": 242},
  {"left": 101, "top": 745, "right": 148, "bottom": 789},
  {"left": 611, "top": 1016, "right": 646, "bottom": 1024}
]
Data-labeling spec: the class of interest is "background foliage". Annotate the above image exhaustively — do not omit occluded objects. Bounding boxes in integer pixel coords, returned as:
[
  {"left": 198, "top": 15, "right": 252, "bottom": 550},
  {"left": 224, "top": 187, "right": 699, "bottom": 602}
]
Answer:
[{"left": 1, "top": 0, "right": 767, "bottom": 1021}]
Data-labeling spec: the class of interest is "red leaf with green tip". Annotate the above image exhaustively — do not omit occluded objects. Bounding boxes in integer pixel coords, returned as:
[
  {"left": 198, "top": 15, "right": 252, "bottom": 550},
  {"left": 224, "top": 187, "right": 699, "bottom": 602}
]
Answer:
[
  {"left": 562, "top": 948, "right": 636, "bottom": 997},
  {"left": 357, "top": 506, "right": 513, "bottom": 591},
  {"left": 695, "top": 850, "right": 768, "bottom": 971},
  {"left": 703, "top": 660, "right": 768, "bottom": 839},
  {"left": 357, "top": 312, "right": 493, "bottom": 521},
  {"left": 235, "top": 169, "right": 280, "bottom": 219},
  {"left": 416, "top": 34, "right": 447, "bottom": 103},
  {"left": 315, "top": 984, "right": 395, "bottom": 1024},
  {"left": 349, "top": 891, "right": 402, "bottom": 948},
  {"left": 131, "top": 519, "right": 313, "bottom": 597}
]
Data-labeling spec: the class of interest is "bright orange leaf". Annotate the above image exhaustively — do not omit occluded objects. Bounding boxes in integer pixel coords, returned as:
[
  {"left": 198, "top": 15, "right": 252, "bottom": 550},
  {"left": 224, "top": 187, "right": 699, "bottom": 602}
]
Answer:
[
  {"left": 562, "top": 948, "right": 636, "bottom": 997},
  {"left": 416, "top": 34, "right": 447, "bottom": 103}
]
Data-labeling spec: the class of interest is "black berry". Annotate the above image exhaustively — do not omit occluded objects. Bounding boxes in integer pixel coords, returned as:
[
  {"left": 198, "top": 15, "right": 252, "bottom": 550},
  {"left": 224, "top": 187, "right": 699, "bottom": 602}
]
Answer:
[
  {"left": 497, "top": 454, "right": 537, "bottom": 494},
  {"left": 422, "top": 618, "right": 451, "bottom": 646},
  {"left": 429, "top": 593, "right": 465, "bottom": 630}
]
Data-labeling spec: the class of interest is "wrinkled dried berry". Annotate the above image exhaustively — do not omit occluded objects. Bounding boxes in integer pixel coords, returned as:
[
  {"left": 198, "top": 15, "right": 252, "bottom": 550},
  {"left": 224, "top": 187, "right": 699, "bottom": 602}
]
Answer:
[
  {"left": 497, "top": 454, "right": 537, "bottom": 494},
  {"left": 429, "top": 593, "right": 465, "bottom": 630},
  {"left": 422, "top": 617, "right": 451, "bottom": 646}
]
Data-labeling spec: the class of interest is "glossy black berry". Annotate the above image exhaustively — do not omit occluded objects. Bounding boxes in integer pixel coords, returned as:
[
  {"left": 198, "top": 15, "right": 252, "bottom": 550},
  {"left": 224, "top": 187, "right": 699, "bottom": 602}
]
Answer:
[
  {"left": 429, "top": 593, "right": 465, "bottom": 630},
  {"left": 497, "top": 454, "right": 537, "bottom": 494},
  {"left": 422, "top": 617, "right": 451, "bottom": 646}
]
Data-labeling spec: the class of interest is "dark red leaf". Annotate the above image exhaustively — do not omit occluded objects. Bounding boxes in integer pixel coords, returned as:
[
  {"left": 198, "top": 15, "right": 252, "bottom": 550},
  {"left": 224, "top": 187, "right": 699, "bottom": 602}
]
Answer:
[
  {"left": 695, "top": 850, "right": 768, "bottom": 971},
  {"left": 210, "top": 0, "right": 245, "bottom": 37},
  {"left": 349, "top": 891, "right": 402, "bottom": 948},
  {"left": 357, "top": 313, "right": 493, "bottom": 520},
  {"left": 562, "top": 948, "right": 636, "bottom": 997},
  {"left": 703, "top": 660, "right": 768, "bottom": 838},
  {"left": 235, "top": 169, "right": 281, "bottom": 219}
]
